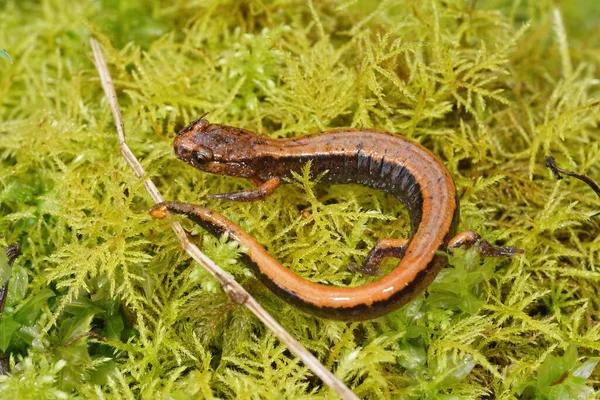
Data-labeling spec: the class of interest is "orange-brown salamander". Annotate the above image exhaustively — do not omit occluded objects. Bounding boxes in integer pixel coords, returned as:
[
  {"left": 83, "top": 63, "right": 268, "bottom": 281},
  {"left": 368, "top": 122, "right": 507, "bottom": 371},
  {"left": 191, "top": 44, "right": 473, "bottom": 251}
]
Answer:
[{"left": 150, "top": 117, "right": 523, "bottom": 320}]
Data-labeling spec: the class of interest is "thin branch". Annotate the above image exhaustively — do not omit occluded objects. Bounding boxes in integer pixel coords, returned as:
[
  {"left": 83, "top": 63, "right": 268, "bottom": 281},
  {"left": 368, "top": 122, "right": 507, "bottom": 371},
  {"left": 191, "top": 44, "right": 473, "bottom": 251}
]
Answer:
[
  {"left": 6, "top": 244, "right": 21, "bottom": 266},
  {"left": 545, "top": 156, "right": 600, "bottom": 199},
  {"left": 90, "top": 38, "right": 358, "bottom": 400},
  {"left": 0, "top": 244, "right": 21, "bottom": 319},
  {"left": 63, "top": 331, "right": 107, "bottom": 347}
]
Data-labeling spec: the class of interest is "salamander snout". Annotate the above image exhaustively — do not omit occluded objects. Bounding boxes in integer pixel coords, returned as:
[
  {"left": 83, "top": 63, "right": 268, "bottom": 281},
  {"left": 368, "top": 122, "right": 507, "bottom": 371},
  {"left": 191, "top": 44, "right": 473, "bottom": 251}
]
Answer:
[{"left": 174, "top": 141, "right": 194, "bottom": 162}]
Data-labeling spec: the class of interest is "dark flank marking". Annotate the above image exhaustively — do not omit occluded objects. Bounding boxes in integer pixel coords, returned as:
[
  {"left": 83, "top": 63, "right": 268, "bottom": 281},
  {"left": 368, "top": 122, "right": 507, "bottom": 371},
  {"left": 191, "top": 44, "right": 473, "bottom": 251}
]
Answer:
[{"left": 245, "top": 153, "right": 424, "bottom": 230}]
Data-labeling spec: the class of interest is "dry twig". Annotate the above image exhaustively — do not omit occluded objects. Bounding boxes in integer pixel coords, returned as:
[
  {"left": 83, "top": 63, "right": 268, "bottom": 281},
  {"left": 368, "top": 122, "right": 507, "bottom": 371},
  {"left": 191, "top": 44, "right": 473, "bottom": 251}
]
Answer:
[
  {"left": 90, "top": 38, "right": 358, "bottom": 400},
  {"left": 63, "top": 331, "right": 107, "bottom": 347},
  {"left": 545, "top": 156, "right": 600, "bottom": 199}
]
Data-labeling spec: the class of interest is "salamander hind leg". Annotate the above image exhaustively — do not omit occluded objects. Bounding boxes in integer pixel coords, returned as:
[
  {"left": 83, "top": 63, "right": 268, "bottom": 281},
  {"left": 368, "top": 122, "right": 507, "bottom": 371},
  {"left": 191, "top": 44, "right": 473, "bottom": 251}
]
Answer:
[
  {"left": 207, "top": 177, "right": 281, "bottom": 202},
  {"left": 349, "top": 238, "right": 409, "bottom": 276},
  {"left": 448, "top": 231, "right": 524, "bottom": 256}
]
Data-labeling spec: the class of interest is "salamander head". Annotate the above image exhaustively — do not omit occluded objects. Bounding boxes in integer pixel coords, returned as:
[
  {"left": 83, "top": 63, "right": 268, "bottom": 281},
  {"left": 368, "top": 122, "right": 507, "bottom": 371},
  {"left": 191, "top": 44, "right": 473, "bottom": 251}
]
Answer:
[{"left": 173, "top": 117, "right": 263, "bottom": 178}]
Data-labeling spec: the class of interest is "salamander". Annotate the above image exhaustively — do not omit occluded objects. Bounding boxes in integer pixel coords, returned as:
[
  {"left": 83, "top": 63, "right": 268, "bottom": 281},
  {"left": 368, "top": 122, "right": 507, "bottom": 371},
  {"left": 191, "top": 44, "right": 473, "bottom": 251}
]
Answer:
[{"left": 150, "top": 117, "right": 522, "bottom": 320}]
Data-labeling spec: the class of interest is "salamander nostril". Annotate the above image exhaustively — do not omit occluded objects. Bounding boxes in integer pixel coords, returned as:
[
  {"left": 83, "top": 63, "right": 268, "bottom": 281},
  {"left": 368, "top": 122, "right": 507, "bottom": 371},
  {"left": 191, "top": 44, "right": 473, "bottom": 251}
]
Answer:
[
  {"left": 176, "top": 144, "right": 188, "bottom": 155},
  {"left": 174, "top": 143, "right": 193, "bottom": 160}
]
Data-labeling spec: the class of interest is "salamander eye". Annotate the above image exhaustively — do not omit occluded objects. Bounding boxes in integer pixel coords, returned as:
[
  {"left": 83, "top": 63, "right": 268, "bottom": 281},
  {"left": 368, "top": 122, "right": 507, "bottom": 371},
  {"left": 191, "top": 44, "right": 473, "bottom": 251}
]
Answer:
[{"left": 194, "top": 147, "right": 213, "bottom": 164}]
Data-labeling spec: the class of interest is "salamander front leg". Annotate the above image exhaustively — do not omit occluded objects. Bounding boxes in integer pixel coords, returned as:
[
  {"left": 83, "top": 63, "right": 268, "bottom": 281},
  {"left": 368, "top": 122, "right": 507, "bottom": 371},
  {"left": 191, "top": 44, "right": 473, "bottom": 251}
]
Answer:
[
  {"left": 349, "top": 238, "right": 409, "bottom": 276},
  {"left": 448, "top": 231, "right": 524, "bottom": 256},
  {"left": 207, "top": 177, "right": 281, "bottom": 202}
]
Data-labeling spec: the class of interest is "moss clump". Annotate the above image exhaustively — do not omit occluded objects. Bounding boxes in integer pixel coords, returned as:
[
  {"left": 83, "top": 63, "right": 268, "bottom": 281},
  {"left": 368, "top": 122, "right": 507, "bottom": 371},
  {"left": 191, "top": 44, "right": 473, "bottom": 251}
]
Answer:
[{"left": 0, "top": 0, "right": 599, "bottom": 398}]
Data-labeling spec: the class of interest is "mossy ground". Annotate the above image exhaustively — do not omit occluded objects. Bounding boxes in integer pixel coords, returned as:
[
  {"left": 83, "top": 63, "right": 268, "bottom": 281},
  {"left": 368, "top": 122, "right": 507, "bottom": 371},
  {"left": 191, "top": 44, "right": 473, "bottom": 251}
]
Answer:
[{"left": 0, "top": 0, "right": 599, "bottom": 398}]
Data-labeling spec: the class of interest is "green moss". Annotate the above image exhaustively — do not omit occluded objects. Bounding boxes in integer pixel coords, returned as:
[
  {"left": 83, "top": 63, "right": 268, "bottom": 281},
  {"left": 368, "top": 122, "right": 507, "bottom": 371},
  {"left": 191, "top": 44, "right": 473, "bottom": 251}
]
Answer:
[{"left": 0, "top": 0, "right": 599, "bottom": 398}]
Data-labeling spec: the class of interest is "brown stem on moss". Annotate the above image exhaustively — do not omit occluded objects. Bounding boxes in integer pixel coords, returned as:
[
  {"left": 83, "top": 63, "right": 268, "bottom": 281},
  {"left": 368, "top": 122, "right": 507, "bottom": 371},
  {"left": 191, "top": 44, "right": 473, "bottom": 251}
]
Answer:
[
  {"left": 545, "top": 156, "right": 600, "bottom": 199},
  {"left": 6, "top": 244, "right": 20, "bottom": 267},
  {"left": 63, "top": 331, "right": 107, "bottom": 347},
  {"left": 0, "top": 244, "right": 21, "bottom": 319}
]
